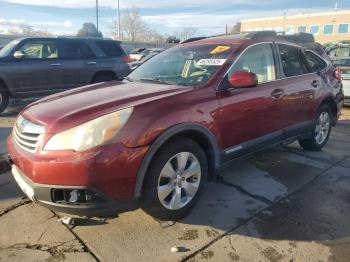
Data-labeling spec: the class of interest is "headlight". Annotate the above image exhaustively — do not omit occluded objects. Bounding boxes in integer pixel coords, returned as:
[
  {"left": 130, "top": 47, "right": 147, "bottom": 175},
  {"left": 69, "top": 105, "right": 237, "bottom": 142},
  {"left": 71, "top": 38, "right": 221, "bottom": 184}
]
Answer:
[{"left": 44, "top": 108, "right": 133, "bottom": 152}]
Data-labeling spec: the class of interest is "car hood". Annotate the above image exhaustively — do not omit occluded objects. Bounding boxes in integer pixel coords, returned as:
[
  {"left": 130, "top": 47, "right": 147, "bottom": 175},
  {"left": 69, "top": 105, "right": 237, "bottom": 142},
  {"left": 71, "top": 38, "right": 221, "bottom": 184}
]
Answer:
[{"left": 22, "top": 81, "right": 192, "bottom": 133}]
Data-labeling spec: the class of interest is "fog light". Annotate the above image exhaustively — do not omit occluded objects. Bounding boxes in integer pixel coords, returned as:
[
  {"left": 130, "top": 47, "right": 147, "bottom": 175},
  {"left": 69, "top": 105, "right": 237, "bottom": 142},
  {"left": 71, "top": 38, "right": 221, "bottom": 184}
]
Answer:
[{"left": 52, "top": 189, "right": 104, "bottom": 205}]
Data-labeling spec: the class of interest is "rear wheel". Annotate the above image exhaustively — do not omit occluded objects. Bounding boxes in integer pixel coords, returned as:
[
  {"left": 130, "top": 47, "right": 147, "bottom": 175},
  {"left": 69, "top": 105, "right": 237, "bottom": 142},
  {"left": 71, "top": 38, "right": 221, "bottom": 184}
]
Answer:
[
  {"left": 141, "top": 138, "right": 208, "bottom": 221},
  {"left": 298, "top": 104, "right": 332, "bottom": 151},
  {"left": 0, "top": 87, "right": 9, "bottom": 114}
]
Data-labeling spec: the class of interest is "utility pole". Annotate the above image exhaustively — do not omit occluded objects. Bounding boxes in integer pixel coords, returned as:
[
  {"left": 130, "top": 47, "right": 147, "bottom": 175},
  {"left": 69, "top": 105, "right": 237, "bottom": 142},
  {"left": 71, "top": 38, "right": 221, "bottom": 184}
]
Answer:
[
  {"left": 117, "top": 0, "right": 121, "bottom": 39},
  {"left": 96, "top": 0, "right": 99, "bottom": 32}
]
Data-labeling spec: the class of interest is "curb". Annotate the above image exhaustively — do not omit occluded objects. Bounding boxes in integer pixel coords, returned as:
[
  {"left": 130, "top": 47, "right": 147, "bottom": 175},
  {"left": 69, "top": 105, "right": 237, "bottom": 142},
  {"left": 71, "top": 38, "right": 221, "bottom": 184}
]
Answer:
[{"left": 0, "top": 153, "right": 10, "bottom": 174}]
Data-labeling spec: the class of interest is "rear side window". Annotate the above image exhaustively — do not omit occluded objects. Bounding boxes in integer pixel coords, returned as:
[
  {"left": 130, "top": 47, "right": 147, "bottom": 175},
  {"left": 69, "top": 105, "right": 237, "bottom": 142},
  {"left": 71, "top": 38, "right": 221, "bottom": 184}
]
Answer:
[
  {"left": 230, "top": 43, "right": 276, "bottom": 83},
  {"left": 96, "top": 41, "right": 124, "bottom": 57},
  {"left": 278, "top": 44, "right": 309, "bottom": 77},
  {"left": 61, "top": 40, "right": 95, "bottom": 59},
  {"left": 305, "top": 51, "right": 327, "bottom": 72}
]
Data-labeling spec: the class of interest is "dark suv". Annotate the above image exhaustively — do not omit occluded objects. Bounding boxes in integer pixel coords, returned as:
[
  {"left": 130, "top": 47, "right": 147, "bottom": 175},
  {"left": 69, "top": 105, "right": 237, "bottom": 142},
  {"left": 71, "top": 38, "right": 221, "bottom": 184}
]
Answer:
[
  {"left": 0, "top": 37, "right": 131, "bottom": 113},
  {"left": 8, "top": 32, "right": 344, "bottom": 220}
]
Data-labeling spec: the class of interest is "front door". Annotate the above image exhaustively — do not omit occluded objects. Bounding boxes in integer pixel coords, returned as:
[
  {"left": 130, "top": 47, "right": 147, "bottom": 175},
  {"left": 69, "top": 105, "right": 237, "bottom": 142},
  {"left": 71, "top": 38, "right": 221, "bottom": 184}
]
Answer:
[
  {"left": 218, "top": 43, "right": 284, "bottom": 160},
  {"left": 11, "top": 39, "right": 64, "bottom": 96}
]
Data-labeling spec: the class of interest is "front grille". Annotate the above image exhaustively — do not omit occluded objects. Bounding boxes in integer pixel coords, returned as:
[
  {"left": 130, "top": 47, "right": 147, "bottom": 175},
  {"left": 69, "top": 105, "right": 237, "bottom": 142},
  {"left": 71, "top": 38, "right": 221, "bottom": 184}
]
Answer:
[{"left": 13, "top": 115, "right": 45, "bottom": 153}]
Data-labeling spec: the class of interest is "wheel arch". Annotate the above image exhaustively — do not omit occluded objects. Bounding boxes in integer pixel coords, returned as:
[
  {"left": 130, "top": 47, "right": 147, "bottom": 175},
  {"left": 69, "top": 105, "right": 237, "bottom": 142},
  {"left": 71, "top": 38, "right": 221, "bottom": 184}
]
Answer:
[
  {"left": 320, "top": 96, "right": 338, "bottom": 126},
  {"left": 134, "top": 123, "right": 220, "bottom": 198},
  {"left": 90, "top": 70, "right": 118, "bottom": 83},
  {"left": 0, "top": 78, "right": 10, "bottom": 96}
]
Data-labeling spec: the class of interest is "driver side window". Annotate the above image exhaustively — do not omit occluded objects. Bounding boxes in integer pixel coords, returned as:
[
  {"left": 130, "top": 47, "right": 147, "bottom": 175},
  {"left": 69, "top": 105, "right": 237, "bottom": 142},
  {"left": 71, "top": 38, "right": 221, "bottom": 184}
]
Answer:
[
  {"left": 230, "top": 44, "right": 276, "bottom": 83},
  {"left": 19, "top": 41, "right": 59, "bottom": 59}
]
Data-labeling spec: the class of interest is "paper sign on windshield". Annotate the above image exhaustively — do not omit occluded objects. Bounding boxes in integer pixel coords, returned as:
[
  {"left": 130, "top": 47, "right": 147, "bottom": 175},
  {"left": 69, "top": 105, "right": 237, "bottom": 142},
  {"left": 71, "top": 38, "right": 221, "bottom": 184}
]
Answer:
[
  {"left": 197, "top": 59, "right": 227, "bottom": 66},
  {"left": 210, "top": 46, "right": 231, "bottom": 54}
]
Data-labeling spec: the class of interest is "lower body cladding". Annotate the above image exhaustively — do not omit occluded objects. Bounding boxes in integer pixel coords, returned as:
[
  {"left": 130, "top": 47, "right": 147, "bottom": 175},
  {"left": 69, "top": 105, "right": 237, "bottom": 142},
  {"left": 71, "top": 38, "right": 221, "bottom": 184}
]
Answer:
[{"left": 7, "top": 137, "right": 148, "bottom": 217}]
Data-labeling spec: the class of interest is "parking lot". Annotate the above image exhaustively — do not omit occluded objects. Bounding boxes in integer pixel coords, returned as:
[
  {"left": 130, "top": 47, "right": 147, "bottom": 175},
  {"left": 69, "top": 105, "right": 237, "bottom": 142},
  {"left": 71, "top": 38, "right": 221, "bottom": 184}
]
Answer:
[{"left": 0, "top": 105, "right": 349, "bottom": 262}]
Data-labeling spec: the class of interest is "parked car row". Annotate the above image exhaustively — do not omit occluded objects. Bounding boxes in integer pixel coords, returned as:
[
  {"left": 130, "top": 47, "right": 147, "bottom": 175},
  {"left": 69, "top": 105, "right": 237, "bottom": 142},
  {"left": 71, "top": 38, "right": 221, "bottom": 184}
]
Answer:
[
  {"left": 7, "top": 31, "right": 344, "bottom": 220},
  {"left": 325, "top": 41, "right": 350, "bottom": 105}
]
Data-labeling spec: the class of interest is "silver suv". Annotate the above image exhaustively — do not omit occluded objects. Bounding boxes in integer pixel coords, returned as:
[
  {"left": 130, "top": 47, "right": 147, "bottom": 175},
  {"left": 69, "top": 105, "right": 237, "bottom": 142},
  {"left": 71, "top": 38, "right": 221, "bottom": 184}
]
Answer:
[{"left": 0, "top": 37, "right": 131, "bottom": 113}]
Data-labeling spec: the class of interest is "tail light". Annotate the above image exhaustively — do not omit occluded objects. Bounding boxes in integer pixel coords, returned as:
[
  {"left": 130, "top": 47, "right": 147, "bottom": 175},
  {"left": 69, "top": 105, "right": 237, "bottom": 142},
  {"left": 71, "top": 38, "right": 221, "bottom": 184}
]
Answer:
[
  {"left": 334, "top": 69, "right": 342, "bottom": 80},
  {"left": 123, "top": 56, "right": 132, "bottom": 63}
]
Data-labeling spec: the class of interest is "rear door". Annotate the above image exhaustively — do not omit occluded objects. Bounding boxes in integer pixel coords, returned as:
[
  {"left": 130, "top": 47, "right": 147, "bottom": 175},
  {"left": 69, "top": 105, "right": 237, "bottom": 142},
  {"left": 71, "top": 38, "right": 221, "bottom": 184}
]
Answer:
[
  {"left": 59, "top": 39, "right": 97, "bottom": 89},
  {"left": 275, "top": 43, "right": 319, "bottom": 137},
  {"left": 10, "top": 39, "right": 64, "bottom": 96},
  {"left": 218, "top": 43, "right": 284, "bottom": 160}
]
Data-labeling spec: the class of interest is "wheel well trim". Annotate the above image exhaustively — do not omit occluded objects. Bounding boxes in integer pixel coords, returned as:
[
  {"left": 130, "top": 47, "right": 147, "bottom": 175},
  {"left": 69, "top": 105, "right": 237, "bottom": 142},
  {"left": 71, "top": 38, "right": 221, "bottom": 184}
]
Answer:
[
  {"left": 90, "top": 70, "right": 118, "bottom": 83},
  {"left": 133, "top": 123, "right": 220, "bottom": 198},
  {"left": 319, "top": 95, "right": 338, "bottom": 126}
]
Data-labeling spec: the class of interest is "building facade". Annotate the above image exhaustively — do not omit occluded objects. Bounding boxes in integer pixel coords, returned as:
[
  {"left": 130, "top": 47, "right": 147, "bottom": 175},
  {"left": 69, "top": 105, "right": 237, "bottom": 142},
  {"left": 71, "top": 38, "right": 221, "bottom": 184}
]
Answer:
[{"left": 241, "top": 10, "right": 350, "bottom": 44}]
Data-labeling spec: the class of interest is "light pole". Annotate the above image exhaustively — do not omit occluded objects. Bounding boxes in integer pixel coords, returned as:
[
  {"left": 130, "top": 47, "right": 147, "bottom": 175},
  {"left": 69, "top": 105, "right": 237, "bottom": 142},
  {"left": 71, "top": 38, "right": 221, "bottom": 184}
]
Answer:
[
  {"left": 96, "top": 0, "right": 99, "bottom": 32},
  {"left": 117, "top": 0, "right": 121, "bottom": 39}
]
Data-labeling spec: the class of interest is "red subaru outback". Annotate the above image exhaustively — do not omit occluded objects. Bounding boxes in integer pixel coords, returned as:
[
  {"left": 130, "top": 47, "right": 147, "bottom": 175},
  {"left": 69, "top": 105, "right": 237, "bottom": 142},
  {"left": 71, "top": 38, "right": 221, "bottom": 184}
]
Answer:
[{"left": 8, "top": 32, "right": 344, "bottom": 220}]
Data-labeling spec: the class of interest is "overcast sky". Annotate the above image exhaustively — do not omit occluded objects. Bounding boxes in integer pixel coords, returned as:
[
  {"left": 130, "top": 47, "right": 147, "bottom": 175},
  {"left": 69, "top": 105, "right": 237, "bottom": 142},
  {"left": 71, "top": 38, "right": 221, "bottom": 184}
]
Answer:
[{"left": 0, "top": 0, "right": 349, "bottom": 37}]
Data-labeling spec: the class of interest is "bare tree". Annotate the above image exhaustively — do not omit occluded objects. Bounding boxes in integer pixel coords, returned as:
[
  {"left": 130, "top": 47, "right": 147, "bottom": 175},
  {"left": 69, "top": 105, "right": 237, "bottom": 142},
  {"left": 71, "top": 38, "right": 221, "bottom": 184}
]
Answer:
[
  {"left": 112, "top": 7, "right": 147, "bottom": 42},
  {"left": 176, "top": 27, "right": 198, "bottom": 41}
]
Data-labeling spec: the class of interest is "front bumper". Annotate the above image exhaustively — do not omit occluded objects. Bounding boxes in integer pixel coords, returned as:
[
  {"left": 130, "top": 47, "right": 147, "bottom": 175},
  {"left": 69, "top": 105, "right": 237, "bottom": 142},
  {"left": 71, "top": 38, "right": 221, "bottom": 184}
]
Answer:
[
  {"left": 7, "top": 135, "right": 149, "bottom": 217},
  {"left": 11, "top": 164, "right": 138, "bottom": 217}
]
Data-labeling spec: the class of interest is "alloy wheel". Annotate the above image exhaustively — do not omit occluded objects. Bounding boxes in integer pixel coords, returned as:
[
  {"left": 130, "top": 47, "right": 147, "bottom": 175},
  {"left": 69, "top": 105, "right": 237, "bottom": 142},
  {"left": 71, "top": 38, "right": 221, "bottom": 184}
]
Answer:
[
  {"left": 157, "top": 152, "right": 201, "bottom": 210},
  {"left": 315, "top": 111, "right": 330, "bottom": 145}
]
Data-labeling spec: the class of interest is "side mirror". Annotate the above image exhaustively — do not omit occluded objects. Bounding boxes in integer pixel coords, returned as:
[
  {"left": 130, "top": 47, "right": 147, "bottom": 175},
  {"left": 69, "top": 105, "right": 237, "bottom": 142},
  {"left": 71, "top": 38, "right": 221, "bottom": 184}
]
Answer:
[
  {"left": 13, "top": 51, "right": 25, "bottom": 60},
  {"left": 228, "top": 71, "right": 258, "bottom": 89}
]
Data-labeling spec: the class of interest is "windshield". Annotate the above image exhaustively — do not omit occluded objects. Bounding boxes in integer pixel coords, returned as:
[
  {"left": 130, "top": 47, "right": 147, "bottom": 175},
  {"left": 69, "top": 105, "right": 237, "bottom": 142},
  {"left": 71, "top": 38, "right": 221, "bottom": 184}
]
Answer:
[
  {"left": 128, "top": 44, "right": 234, "bottom": 86},
  {"left": 327, "top": 46, "right": 350, "bottom": 67},
  {"left": 0, "top": 39, "right": 20, "bottom": 58}
]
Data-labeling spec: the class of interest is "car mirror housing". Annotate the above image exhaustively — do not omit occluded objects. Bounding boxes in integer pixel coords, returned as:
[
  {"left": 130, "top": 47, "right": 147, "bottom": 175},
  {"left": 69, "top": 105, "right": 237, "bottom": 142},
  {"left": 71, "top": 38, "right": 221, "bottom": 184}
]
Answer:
[
  {"left": 14, "top": 51, "right": 25, "bottom": 60},
  {"left": 228, "top": 71, "right": 258, "bottom": 89}
]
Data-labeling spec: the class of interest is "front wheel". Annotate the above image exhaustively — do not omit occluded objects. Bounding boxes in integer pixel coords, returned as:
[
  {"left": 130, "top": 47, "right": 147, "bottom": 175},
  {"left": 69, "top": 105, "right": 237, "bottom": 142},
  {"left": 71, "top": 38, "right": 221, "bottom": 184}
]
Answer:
[
  {"left": 298, "top": 104, "right": 332, "bottom": 151},
  {"left": 0, "top": 88, "right": 9, "bottom": 114},
  {"left": 141, "top": 138, "right": 208, "bottom": 221}
]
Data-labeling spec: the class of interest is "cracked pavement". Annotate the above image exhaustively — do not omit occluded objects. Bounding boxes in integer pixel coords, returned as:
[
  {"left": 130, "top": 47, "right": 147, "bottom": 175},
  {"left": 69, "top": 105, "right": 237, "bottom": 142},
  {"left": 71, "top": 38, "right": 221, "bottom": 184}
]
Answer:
[{"left": 0, "top": 106, "right": 349, "bottom": 262}]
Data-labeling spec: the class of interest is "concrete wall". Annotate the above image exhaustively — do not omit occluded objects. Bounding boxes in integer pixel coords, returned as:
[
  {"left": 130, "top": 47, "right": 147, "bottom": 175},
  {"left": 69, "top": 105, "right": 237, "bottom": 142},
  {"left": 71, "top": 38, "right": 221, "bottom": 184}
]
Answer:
[
  {"left": 241, "top": 10, "right": 350, "bottom": 44},
  {"left": 0, "top": 34, "right": 174, "bottom": 52}
]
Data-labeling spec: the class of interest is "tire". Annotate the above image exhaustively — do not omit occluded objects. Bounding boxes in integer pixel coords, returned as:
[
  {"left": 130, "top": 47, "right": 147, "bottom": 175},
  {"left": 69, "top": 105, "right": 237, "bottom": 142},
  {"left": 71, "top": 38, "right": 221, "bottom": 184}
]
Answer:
[
  {"left": 141, "top": 138, "right": 208, "bottom": 221},
  {"left": 92, "top": 73, "right": 116, "bottom": 84},
  {"left": 0, "top": 87, "right": 9, "bottom": 114},
  {"left": 298, "top": 104, "right": 332, "bottom": 151}
]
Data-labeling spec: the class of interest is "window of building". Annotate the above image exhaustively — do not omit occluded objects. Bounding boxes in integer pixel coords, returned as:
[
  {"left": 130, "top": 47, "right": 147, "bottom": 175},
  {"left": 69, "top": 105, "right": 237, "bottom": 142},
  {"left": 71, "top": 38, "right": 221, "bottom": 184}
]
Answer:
[
  {"left": 285, "top": 26, "right": 295, "bottom": 35},
  {"left": 230, "top": 44, "right": 276, "bottom": 83},
  {"left": 297, "top": 26, "right": 306, "bottom": 33},
  {"left": 278, "top": 44, "right": 309, "bottom": 77},
  {"left": 275, "top": 27, "right": 283, "bottom": 33},
  {"left": 338, "top": 24, "right": 349, "bottom": 34},
  {"left": 323, "top": 24, "right": 334, "bottom": 35},
  {"left": 310, "top": 25, "right": 320, "bottom": 35}
]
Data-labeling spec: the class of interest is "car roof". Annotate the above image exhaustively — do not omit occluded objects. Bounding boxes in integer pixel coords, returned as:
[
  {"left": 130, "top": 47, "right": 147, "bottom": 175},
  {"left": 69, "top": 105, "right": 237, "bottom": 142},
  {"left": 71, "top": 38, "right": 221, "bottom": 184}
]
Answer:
[
  {"left": 16, "top": 36, "right": 120, "bottom": 43},
  {"left": 181, "top": 31, "right": 315, "bottom": 48}
]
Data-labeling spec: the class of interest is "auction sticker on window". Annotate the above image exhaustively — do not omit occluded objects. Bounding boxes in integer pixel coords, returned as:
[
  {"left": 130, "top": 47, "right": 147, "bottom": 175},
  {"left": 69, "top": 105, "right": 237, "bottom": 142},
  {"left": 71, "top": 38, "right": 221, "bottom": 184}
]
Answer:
[{"left": 197, "top": 59, "right": 227, "bottom": 66}]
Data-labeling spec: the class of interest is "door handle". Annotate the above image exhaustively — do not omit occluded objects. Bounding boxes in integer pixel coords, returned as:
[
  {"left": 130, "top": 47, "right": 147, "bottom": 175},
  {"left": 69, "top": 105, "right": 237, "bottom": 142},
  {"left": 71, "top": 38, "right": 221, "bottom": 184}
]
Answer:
[
  {"left": 311, "top": 80, "right": 320, "bottom": 88},
  {"left": 87, "top": 61, "right": 97, "bottom": 65},
  {"left": 50, "top": 63, "right": 61, "bottom": 67},
  {"left": 271, "top": 89, "right": 285, "bottom": 99}
]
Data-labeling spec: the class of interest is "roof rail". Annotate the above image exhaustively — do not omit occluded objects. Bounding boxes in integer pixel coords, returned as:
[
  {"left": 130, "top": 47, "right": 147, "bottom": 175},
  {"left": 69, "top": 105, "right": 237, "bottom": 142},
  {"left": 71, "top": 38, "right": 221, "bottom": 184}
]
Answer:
[{"left": 181, "top": 36, "right": 208, "bottom": 44}]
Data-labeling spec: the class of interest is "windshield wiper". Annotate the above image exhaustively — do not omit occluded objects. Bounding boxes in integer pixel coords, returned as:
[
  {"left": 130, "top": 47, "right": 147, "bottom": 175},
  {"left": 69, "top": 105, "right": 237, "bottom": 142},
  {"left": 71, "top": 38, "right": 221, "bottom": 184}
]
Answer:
[
  {"left": 139, "top": 77, "right": 174, "bottom": 85},
  {"left": 124, "top": 76, "right": 134, "bottom": 82}
]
